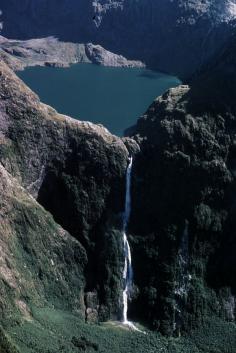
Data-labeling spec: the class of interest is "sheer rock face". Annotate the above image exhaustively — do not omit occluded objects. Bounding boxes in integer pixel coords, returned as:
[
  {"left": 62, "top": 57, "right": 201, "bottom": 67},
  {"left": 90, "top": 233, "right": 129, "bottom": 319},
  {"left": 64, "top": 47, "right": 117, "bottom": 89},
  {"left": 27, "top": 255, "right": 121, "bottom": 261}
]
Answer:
[
  {"left": 127, "top": 38, "right": 236, "bottom": 334},
  {"left": 0, "top": 0, "right": 235, "bottom": 77},
  {"left": 0, "top": 59, "right": 133, "bottom": 323}
]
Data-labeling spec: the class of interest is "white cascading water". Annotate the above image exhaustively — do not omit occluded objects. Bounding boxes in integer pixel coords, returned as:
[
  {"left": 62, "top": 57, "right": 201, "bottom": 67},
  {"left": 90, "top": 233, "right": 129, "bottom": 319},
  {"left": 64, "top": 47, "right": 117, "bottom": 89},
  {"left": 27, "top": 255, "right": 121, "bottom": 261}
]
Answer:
[
  {"left": 122, "top": 157, "right": 144, "bottom": 333},
  {"left": 122, "top": 157, "right": 133, "bottom": 324},
  {"left": 173, "top": 220, "right": 191, "bottom": 332}
]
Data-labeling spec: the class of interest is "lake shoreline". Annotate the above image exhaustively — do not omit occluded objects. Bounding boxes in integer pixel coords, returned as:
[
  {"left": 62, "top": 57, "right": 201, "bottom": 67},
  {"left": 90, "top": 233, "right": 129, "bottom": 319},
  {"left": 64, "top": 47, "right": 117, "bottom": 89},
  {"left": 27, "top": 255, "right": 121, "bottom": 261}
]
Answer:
[
  {"left": 17, "top": 63, "right": 181, "bottom": 136},
  {"left": 0, "top": 36, "right": 145, "bottom": 72}
]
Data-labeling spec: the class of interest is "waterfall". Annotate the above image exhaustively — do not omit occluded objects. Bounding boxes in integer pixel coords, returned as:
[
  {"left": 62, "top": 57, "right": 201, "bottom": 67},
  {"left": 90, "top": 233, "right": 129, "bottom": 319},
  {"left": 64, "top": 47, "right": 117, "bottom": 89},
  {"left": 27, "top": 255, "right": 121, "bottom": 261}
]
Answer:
[
  {"left": 121, "top": 157, "right": 145, "bottom": 334},
  {"left": 122, "top": 156, "right": 133, "bottom": 324},
  {"left": 175, "top": 220, "right": 191, "bottom": 298},
  {"left": 174, "top": 220, "right": 191, "bottom": 332}
]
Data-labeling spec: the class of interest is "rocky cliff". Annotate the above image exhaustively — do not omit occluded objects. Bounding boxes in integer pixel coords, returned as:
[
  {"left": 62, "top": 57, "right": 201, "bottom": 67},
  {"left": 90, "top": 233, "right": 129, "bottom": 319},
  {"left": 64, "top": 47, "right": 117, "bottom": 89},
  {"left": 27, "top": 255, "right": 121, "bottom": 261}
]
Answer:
[
  {"left": 0, "top": 58, "right": 138, "bottom": 335},
  {"left": 0, "top": 0, "right": 236, "bottom": 77},
  {"left": 126, "top": 33, "right": 236, "bottom": 335}
]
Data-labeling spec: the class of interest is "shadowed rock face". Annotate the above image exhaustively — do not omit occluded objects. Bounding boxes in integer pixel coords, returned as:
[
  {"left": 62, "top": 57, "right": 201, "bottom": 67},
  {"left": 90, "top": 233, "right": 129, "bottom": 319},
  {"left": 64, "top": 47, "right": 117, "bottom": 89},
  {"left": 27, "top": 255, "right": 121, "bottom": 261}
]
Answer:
[
  {"left": 127, "top": 35, "right": 236, "bottom": 334},
  {"left": 0, "top": 0, "right": 235, "bottom": 77}
]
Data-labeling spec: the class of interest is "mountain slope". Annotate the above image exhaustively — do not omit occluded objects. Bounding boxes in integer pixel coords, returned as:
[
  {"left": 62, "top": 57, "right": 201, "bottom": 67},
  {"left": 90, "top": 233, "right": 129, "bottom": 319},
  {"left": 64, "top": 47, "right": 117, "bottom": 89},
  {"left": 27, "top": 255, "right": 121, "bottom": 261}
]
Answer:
[
  {"left": 0, "top": 163, "right": 87, "bottom": 323},
  {"left": 0, "top": 0, "right": 236, "bottom": 77}
]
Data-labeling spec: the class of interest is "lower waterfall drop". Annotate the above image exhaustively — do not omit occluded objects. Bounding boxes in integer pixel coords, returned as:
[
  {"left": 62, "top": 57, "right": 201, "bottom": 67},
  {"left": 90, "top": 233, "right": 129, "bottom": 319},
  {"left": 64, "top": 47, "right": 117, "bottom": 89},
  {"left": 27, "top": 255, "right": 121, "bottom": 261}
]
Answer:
[{"left": 122, "top": 157, "right": 143, "bottom": 332}]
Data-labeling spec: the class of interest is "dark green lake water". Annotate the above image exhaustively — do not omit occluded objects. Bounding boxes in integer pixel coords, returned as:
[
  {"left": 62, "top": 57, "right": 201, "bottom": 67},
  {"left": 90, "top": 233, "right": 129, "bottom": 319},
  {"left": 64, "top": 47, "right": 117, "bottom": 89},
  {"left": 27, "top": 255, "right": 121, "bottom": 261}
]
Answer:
[{"left": 17, "top": 63, "right": 180, "bottom": 136}]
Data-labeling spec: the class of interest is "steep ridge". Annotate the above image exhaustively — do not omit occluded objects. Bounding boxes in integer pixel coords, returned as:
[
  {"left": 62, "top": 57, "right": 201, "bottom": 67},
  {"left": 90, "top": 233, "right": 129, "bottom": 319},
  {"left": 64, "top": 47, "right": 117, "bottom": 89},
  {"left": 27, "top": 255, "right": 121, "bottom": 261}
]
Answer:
[
  {"left": 127, "top": 34, "right": 236, "bottom": 335},
  {"left": 0, "top": 0, "right": 236, "bottom": 77}
]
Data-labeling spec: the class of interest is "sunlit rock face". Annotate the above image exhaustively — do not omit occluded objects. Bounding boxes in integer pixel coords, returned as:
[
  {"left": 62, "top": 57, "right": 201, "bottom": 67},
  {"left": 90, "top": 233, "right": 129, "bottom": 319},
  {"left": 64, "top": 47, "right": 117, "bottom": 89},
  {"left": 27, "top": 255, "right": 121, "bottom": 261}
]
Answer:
[{"left": 0, "top": 0, "right": 236, "bottom": 77}]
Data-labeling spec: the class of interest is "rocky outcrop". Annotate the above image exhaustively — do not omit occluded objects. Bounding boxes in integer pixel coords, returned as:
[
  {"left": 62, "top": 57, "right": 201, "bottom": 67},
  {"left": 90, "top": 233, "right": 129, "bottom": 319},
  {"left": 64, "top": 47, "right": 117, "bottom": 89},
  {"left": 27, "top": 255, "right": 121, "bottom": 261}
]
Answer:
[
  {"left": 85, "top": 43, "right": 144, "bottom": 68},
  {"left": 0, "top": 58, "right": 136, "bottom": 327},
  {"left": 0, "top": 0, "right": 235, "bottom": 77},
  {"left": 126, "top": 35, "right": 236, "bottom": 335},
  {"left": 0, "top": 36, "right": 144, "bottom": 71}
]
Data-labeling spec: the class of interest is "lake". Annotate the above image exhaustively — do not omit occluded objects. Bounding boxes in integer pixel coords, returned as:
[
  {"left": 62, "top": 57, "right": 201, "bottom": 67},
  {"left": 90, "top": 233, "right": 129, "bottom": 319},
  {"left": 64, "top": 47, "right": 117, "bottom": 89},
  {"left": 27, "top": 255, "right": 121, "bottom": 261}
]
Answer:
[{"left": 17, "top": 63, "right": 181, "bottom": 136}]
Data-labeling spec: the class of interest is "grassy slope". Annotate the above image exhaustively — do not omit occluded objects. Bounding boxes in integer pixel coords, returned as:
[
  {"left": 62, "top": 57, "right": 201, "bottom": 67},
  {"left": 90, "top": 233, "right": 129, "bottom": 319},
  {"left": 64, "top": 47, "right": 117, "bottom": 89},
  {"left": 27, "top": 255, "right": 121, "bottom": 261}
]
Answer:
[{"left": 3, "top": 306, "right": 236, "bottom": 353}]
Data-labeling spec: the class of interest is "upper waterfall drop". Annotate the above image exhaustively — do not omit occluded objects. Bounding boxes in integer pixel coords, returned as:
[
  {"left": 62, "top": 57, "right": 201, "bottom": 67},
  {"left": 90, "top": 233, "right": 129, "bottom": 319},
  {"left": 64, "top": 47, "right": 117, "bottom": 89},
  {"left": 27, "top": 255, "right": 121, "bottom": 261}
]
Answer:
[{"left": 123, "top": 157, "right": 133, "bottom": 233}]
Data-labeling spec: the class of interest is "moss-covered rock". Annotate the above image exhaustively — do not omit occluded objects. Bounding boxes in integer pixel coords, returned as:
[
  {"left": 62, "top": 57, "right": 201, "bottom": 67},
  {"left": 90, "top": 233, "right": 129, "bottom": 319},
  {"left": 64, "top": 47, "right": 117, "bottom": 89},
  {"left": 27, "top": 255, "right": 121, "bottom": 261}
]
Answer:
[{"left": 0, "top": 164, "right": 87, "bottom": 325}]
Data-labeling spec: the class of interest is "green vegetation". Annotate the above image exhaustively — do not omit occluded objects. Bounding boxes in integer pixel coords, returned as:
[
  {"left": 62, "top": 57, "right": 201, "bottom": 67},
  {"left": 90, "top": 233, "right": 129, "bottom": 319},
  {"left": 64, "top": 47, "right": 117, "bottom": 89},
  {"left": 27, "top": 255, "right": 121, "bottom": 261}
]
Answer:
[
  {"left": 0, "top": 327, "right": 19, "bottom": 353},
  {"left": 3, "top": 307, "right": 236, "bottom": 353}
]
